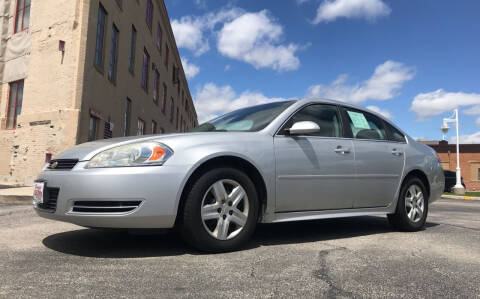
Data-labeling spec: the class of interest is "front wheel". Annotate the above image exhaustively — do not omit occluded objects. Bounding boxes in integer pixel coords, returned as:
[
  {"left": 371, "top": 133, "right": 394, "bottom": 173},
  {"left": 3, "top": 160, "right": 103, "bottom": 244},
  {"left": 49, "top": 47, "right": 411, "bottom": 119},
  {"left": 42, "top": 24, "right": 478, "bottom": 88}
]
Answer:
[
  {"left": 388, "top": 177, "right": 428, "bottom": 231},
  {"left": 180, "top": 167, "right": 259, "bottom": 252}
]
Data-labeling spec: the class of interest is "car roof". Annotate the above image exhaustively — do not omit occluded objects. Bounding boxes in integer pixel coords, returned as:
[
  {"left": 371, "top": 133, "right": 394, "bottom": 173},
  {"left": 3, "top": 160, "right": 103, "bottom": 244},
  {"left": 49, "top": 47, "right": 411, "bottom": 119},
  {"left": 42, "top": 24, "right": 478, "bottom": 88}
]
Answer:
[{"left": 296, "top": 98, "right": 365, "bottom": 109}]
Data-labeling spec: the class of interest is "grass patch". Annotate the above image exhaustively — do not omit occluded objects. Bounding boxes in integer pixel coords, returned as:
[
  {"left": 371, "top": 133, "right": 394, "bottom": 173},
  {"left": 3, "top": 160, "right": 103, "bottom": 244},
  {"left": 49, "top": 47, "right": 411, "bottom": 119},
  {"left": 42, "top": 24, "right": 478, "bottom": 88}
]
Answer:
[{"left": 444, "top": 192, "right": 480, "bottom": 197}]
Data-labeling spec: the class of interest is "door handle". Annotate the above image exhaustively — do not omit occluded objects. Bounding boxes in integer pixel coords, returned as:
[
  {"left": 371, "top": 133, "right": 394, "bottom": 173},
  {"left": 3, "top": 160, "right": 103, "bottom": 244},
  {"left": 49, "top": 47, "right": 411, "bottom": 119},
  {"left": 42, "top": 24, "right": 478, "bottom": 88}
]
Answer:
[
  {"left": 334, "top": 146, "right": 350, "bottom": 154},
  {"left": 391, "top": 149, "right": 403, "bottom": 156}
]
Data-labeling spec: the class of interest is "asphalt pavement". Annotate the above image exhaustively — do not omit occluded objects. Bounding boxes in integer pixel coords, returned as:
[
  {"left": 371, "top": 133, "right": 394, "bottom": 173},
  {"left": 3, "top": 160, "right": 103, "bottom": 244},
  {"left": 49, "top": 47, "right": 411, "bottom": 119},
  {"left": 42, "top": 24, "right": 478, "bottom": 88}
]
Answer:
[{"left": 0, "top": 199, "right": 479, "bottom": 298}]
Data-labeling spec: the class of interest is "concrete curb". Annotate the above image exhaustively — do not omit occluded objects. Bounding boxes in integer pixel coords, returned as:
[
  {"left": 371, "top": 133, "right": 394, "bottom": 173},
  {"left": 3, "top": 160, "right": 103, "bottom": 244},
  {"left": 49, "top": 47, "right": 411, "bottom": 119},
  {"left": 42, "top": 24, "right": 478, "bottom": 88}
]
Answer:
[
  {"left": 442, "top": 195, "right": 480, "bottom": 201},
  {"left": 0, "top": 187, "right": 33, "bottom": 205},
  {"left": 0, "top": 195, "right": 32, "bottom": 205}
]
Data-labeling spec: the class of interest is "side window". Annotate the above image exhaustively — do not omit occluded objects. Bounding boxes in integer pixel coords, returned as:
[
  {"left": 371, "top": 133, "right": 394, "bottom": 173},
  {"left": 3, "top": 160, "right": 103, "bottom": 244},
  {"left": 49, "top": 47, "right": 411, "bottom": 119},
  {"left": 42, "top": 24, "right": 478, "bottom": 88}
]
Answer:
[
  {"left": 384, "top": 122, "right": 406, "bottom": 143},
  {"left": 345, "top": 109, "right": 386, "bottom": 141},
  {"left": 280, "top": 104, "right": 342, "bottom": 137}
]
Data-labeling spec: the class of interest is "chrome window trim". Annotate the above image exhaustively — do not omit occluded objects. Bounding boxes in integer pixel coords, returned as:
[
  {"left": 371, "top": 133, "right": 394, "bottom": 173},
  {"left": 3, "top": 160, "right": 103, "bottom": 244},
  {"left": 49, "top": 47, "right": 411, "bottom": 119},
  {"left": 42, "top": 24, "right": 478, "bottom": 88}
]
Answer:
[{"left": 274, "top": 102, "right": 408, "bottom": 144}]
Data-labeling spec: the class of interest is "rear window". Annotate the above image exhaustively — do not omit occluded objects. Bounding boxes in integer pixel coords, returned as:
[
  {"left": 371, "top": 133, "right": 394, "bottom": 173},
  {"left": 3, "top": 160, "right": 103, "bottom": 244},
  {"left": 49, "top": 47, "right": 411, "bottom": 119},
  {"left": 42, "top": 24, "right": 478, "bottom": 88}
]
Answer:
[
  {"left": 384, "top": 122, "right": 406, "bottom": 143},
  {"left": 344, "top": 108, "right": 387, "bottom": 141}
]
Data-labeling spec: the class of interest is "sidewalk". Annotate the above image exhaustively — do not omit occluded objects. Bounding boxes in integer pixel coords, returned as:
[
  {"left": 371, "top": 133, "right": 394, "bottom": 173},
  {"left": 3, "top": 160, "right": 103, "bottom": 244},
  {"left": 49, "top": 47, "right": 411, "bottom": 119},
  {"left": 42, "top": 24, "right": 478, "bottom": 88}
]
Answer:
[
  {"left": 441, "top": 194, "right": 480, "bottom": 201},
  {"left": 0, "top": 186, "right": 33, "bottom": 204}
]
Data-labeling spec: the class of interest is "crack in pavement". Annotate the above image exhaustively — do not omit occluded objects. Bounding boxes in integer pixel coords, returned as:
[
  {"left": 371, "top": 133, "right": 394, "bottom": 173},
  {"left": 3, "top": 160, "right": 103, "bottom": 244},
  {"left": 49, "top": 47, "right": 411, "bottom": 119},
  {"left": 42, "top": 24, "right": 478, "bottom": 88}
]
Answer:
[{"left": 312, "top": 247, "right": 354, "bottom": 298}]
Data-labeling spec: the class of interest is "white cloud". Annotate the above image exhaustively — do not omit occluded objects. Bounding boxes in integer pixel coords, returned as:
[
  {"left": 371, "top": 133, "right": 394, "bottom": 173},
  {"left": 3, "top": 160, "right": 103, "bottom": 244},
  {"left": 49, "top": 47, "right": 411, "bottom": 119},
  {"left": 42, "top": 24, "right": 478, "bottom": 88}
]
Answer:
[
  {"left": 193, "top": 83, "right": 287, "bottom": 123},
  {"left": 193, "top": 0, "right": 206, "bottom": 9},
  {"left": 171, "top": 8, "right": 242, "bottom": 56},
  {"left": 410, "top": 90, "right": 480, "bottom": 118},
  {"left": 172, "top": 8, "right": 300, "bottom": 71},
  {"left": 476, "top": 117, "right": 480, "bottom": 127},
  {"left": 171, "top": 17, "right": 209, "bottom": 56},
  {"left": 313, "top": 0, "right": 391, "bottom": 24},
  {"left": 181, "top": 57, "right": 200, "bottom": 79},
  {"left": 217, "top": 10, "right": 300, "bottom": 71},
  {"left": 307, "top": 60, "right": 415, "bottom": 103},
  {"left": 366, "top": 105, "right": 393, "bottom": 119},
  {"left": 464, "top": 105, "right": 480, "bottom": 115},
  {"left": 451, "top": 131, "right": 480, "bottom": 144}
]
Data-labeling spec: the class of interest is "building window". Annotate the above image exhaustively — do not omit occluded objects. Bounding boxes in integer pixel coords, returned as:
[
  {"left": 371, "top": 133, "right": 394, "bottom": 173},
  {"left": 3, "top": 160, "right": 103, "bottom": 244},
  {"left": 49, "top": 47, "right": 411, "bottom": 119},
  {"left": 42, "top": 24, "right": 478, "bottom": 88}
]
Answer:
[
  {"left": 152, "top": 120, "right": 157, "bottom": 134},
  {"left": 164, "top": 45, "right": 169, "bottom": 68},
  {"left": 124, "top": 98, "right": 132, "bottom": 136},
  {"left": 104, "top": 122, "right": 113, "bottom": 139},
  {"left": 88, "top": 116, "right": 98, "bottom": 141},
  {"left": 154, "top": 70, "right": 160, "bottom": 104},
  {"left": 162, "top": 83, "right": 167, "bottom": 113},
  {"left": 146, "top": 0, "right": 153, "bottom": 29},
  {"left": 5, "top": 80, "right": 24, "bottom": 130},
  {"left": 108, "top": 24, "right": 119, "bottom": 83},
  {"left": 94, "top": 4, "right": 107, "bottom": 70},
  {"left": 141, "top": 48, "right": 150, "bottom": 91},
  {"left": 170, "top": 98, "right": 174, "bottom": 123},
  {"left": 137, "top": 118, "right": 145, "bottom": 136},
  {"left": 128, "top": 25, "right": 137, "bottom": 73},
  {"left": 156, "top": 23, "right": 163, "bottom": 51},
  {"left": 14, "top": 0, "right": 31, "bottom": 33},
  {"left": 471, "top": 162, "right": 480, "bottom": 181},
  {"left": 176, "top": 108, "right": 179, "bottom": 130}
]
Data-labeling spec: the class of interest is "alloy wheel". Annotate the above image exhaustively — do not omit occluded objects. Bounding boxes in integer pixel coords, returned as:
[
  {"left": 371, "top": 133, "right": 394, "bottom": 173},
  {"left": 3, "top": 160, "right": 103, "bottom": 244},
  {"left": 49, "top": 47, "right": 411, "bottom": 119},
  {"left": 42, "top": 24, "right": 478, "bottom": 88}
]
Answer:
[
  {"left": 405, "top": 184, "right": 424, "bottom": 223},
  {"left": 200, "top": 179, "right": 249, "bottom": 240}
]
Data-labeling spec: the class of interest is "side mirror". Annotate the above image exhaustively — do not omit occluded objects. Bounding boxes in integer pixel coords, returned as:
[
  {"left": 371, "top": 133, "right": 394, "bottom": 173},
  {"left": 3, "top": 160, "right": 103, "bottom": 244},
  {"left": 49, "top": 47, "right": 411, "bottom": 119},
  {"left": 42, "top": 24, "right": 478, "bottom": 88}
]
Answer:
[{"left": 287, "top": 121, "right": 320, "bottom": 135}]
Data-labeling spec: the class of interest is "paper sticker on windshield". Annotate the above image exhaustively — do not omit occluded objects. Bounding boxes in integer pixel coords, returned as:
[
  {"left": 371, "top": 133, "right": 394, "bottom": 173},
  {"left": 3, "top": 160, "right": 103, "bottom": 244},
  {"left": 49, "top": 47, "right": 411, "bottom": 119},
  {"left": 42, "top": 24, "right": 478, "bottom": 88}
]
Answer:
[{"left": 347, "top": 111, "right": 370, "bottom": 129}]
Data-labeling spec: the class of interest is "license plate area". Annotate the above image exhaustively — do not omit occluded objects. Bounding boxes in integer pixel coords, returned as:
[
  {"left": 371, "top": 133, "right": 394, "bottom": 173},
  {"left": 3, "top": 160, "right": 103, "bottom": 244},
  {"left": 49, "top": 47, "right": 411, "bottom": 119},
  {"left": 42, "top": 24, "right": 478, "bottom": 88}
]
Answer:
[{"left": 33, "top": 182, "right": 45, "bottom": 204}]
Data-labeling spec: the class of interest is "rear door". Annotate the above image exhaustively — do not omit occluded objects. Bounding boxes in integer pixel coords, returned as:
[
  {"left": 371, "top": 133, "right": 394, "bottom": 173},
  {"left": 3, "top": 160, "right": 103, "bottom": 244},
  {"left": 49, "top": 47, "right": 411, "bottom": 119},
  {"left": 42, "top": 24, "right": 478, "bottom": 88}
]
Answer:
[
  {"left": 341, "top": 107, "right": 406, "bottom": 208},
  {"left": 274, "top": 104, "right": 356, "bottom": 212}
]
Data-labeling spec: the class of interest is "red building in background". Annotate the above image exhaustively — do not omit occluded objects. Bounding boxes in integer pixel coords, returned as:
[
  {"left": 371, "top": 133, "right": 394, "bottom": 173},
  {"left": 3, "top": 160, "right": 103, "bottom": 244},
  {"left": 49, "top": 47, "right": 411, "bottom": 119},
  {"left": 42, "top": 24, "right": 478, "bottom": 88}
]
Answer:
[{"left": 423, "top": 141, "right": 480, "bottom": 191}]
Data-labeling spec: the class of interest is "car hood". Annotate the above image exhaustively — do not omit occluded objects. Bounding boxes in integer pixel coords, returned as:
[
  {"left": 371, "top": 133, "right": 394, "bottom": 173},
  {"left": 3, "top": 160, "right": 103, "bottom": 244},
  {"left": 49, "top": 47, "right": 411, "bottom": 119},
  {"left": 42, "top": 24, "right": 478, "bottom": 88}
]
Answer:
[{"left": 54, "top": 132, "right": 261, "bottom": 161}]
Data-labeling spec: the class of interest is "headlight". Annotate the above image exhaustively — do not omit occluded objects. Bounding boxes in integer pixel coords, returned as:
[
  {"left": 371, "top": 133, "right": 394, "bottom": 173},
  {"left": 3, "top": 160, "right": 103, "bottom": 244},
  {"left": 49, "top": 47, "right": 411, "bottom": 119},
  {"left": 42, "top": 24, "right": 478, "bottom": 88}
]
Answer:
[{"left": 86, "top": 142, "right": 173, "bottom": 168}]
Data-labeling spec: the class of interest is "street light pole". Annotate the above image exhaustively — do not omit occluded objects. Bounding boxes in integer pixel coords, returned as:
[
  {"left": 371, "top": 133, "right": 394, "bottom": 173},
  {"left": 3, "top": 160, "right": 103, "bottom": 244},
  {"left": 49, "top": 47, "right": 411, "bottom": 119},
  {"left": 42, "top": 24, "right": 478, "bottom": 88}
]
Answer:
[
  {"left": 441, "top": 109, "right": 465, "bottom": 195},
  {"left": 453, "top": 109, "right": 465, "bottom": 194}
]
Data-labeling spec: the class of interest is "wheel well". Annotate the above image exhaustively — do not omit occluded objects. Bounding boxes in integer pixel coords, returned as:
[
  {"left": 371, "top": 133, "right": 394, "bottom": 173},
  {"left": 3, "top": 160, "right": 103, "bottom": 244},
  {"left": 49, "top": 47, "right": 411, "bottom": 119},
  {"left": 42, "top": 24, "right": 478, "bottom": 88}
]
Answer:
[
  {"left": 403, "top": 170, "right": 430, "bottom": 198},
  {"left": 175, "top": 156, "right": 268, "bottom": 225}
]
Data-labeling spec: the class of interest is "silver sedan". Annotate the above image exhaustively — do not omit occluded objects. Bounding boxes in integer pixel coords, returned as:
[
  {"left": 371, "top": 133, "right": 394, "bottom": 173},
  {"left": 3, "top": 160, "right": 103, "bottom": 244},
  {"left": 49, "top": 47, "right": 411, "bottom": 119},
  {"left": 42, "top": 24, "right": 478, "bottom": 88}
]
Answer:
[{"left": 34, "top": 99, "right": 444, "bottom": 252}]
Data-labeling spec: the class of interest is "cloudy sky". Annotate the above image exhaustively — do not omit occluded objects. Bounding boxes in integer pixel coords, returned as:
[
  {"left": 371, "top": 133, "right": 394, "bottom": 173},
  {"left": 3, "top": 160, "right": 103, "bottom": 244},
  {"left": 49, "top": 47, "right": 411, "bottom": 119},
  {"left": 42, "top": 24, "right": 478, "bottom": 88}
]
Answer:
[{"left": 166, "top": 0, "right": 480, "bottom": 143}]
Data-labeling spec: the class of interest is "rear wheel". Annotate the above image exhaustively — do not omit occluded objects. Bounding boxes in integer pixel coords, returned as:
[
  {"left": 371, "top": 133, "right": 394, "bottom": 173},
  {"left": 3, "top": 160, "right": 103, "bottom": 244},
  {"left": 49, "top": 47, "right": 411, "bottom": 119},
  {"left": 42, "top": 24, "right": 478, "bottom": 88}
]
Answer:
[
  {"left": 388, "top": 177, "right": 428, "bottom": 231},
  {"left": 180, "top": 167, "right": 258, "bottom": 252}
]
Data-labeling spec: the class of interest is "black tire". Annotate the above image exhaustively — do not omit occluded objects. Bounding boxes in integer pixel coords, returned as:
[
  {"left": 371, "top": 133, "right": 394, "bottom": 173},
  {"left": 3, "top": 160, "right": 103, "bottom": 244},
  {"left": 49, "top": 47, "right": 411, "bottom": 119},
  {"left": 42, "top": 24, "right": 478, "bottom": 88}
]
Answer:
[
  {"left": 179, "top": 167, "right": 259, "bottom": 252},
  {"left": 388, "top": 177, "right": 429, "bottom": 231}
]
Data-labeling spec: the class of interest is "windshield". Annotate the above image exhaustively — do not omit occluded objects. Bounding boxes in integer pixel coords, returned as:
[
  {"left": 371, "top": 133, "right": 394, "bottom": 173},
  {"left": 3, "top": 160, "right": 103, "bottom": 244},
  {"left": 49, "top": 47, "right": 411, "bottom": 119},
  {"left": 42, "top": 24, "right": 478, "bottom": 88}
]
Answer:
[{"left": 192, "top": 101, "right": 296, "bottom": 132}]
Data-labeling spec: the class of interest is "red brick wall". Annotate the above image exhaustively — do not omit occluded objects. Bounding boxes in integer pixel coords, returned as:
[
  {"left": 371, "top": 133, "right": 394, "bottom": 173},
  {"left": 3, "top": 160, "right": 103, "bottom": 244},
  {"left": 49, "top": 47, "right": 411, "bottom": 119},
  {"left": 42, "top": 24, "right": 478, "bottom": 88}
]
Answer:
[{"left": 429, "top": 143, "right": 480, "bottom": 191}]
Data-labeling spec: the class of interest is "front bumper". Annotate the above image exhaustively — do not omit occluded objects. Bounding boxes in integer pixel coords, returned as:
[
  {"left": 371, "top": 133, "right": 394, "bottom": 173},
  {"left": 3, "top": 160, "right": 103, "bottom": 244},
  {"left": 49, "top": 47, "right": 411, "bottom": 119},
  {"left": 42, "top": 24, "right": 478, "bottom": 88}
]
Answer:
[{"left": 34, "top": 162, "right": 191, "bottom": 229}]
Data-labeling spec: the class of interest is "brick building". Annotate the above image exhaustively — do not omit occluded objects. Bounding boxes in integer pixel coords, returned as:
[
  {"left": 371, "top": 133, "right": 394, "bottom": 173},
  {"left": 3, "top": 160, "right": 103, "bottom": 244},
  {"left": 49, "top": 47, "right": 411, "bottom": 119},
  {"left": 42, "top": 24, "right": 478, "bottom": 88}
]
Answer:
[
  {"left": 0, "top": 0, "right": 198, "bottom": 186},
  {"left": 424, "top": 141, "right": 480, "bottom": 191}
]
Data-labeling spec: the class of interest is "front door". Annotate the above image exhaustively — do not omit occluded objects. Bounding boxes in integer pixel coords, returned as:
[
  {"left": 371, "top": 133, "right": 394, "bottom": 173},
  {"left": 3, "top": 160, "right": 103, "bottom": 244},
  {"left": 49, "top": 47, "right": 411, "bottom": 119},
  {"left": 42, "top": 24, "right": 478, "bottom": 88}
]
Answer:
[{"left": 274, "top": 104, "right": 356, "bottom": 212}]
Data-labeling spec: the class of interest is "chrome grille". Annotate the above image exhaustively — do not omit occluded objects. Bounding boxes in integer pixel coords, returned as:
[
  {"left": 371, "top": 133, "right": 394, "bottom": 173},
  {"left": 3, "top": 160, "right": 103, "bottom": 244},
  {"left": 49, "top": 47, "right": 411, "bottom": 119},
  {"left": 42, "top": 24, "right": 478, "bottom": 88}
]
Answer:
[{"left": 47, "top": 159, "right": 79, "bottom": 170}]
